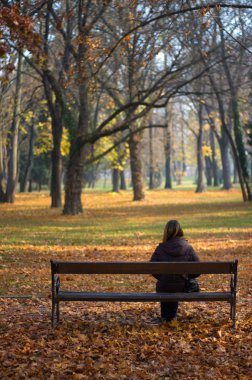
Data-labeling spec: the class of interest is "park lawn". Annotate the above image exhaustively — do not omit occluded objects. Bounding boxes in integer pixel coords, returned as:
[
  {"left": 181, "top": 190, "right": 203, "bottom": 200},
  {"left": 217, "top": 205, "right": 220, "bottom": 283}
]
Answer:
[{"left": 0, "top": 189, "right": 252, "bottom": 379}]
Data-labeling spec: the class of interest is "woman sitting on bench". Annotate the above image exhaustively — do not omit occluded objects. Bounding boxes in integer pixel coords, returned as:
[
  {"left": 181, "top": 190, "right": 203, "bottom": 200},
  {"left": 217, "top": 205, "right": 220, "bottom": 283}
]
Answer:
[{"left": 151, "top": 219, "right": 200, "bottom": 323}]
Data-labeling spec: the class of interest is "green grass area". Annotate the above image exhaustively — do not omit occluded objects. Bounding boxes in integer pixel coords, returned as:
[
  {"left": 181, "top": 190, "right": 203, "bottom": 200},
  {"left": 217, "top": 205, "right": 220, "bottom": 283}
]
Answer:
[
  {"left": 0, "top": 188, "right": 251, "bottom": 248},
  {"left": 82, "top": 176, "right": 242, "bottom": 192}
]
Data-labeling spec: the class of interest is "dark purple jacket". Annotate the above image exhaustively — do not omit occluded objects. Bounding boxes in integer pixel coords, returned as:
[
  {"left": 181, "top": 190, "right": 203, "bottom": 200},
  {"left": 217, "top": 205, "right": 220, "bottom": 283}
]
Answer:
[{"left": 150, "top": 237, "right": 200, "bottom": 292}]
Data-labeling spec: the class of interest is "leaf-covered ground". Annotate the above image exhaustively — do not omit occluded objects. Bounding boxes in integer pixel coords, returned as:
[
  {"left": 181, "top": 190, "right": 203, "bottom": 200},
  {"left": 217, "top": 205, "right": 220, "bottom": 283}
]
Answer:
[{"left": 0, "top": 189, "right": 252, "bottom": 379}]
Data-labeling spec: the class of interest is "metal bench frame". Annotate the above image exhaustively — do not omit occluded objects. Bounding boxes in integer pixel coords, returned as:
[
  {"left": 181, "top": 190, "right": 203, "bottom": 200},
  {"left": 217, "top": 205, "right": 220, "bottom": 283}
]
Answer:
[{"left": 50, "top": 260, "right": 238, "bottom": 329}]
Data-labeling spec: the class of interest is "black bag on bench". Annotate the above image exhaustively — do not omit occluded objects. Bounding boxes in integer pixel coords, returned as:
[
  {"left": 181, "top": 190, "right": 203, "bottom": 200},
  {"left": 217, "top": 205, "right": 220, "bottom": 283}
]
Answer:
[{"left": 184, "top": 278, "right": 200, "bottom": 292}]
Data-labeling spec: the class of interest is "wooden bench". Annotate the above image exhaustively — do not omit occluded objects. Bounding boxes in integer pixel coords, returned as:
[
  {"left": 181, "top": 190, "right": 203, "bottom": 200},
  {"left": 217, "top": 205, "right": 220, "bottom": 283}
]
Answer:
[{"left": 50, "top": 260, "right": 238, "bottom": 329}]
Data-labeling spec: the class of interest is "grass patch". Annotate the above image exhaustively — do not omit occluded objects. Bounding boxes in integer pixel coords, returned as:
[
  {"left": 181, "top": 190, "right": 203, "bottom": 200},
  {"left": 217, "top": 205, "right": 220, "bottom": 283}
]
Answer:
[{"left": 0, "top": 188, "right": 251, "bottom": 247}]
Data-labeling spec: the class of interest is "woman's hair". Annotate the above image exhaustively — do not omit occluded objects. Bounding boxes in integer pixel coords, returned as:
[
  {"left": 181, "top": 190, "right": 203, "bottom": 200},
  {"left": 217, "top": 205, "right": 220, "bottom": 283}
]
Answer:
[{"left": 163, "top": 220, "right": 184, "bottom": 242}]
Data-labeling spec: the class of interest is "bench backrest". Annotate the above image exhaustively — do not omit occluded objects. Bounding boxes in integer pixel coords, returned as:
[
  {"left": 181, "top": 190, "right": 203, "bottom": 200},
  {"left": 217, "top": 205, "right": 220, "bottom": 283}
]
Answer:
[{"left": 51, "top": 260, "right": 238, "bottom": 275}]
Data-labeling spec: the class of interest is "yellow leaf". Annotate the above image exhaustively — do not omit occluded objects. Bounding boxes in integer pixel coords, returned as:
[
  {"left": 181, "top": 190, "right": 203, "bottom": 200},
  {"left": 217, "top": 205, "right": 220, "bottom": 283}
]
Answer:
[{"left": 168, "top": 319, "right": 179, "bottom": 329}]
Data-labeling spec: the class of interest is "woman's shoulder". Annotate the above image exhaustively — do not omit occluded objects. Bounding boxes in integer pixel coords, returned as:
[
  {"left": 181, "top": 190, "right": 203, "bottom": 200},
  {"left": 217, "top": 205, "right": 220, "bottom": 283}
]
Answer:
[
  {"left": 179, "top": 237, "right": 192, "bottom": 247},
  {"left": 152, "top": 242, "right": 168, "bottom": 255},
  {"left": 154, "top": 242, "right": 164, "bottom": 251}
]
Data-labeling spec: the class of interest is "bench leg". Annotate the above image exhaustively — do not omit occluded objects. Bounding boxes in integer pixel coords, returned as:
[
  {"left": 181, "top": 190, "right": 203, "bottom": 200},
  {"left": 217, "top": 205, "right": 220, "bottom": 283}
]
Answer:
[
  {"left": 56, "top": 301, "right": 60, "bottom": 325},
  {"left": 52, "top": 297, "right": 55, "bottom": 328},
  {"left": 52, "top": 299, "right": 60, "bottom": 328},
  {"left": 232, "top": 301, "right": 236, "bottom": 329}
]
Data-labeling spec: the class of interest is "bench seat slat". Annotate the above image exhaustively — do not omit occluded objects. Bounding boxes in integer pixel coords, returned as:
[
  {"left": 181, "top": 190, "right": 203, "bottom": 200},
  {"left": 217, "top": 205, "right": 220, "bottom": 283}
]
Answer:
[
  {"left": 53, "top": 261, "right": 236, "bottom": 274},
  {"left": 56, "top": 291, "right": 232, "bottom": 302}
]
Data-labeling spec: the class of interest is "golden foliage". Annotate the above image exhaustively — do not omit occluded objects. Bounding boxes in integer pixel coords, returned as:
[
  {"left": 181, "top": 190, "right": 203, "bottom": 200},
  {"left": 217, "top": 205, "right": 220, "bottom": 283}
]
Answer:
[
  {"left": 35, "top": 122, "right": 70, "bottom": 157},
  {"left": 202, "top": 145, "right": 212, "bottom": 157}
]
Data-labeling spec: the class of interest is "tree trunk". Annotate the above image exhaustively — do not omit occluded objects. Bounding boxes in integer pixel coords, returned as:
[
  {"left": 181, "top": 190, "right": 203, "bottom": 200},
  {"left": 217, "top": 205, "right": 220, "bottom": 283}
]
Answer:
[
  {"left": 219, "top": 129, "right": 232, "bottom": 190},
  {"left": 210, "top": 125, "right": 219, "bottom": 187},
  {"left": 205, "top": 156, "right": 212, "bottom": 186},
  {"left": 129, "top": 132, "right": 144, "bottom": 201},
  {"left": 5, "top": 53, "right": 23, "bottom": 203},
  {"left": 63, "top": 78, "right": 88, "bottom": 215},
  {"left": 51, "top": 140, "right": 62, "bottom": 208},
  {"left": 120, "top": 170, "right": 126, "bottom": 190},
  {"left": 28, "top": 179, "right": 32, "bottom": 192},
  {"left": 0, "top": 129, "right": 6, "bottom": 201},
  {"left": 164, "top": 108, "right": 172, "bottom": 189},
  {"left": 181, "top": 122, "right": 186, "bottom": 176},
  {"left": 63, "top": 1, "right": 94, "bottom": 214},
  {"left": 153, "top": 170, "right": 162, "bottom": 188},
  {"left": 20, "top": 124, "right": 35, "bottom": 192},
  {"left": 207, "top": 74, "right": 232, "bottom": 190},
  {"left": 250, "top": 158, "right": 252, "bottom": 182},
  {"left": 63, "top": 149, "right": 85, "bottom": 214},
  {"left": 164, "top": 151, "right": 172, "bottom": 189},
  {"left": 232, "top": 100, "right": 251, "bottom": 199},
  {"left": 88, "top": 145, "right": 96, "bottom": 189},
  {"left": 196, "top": 104, "right": 206, "bottom": 193},
  {"left": 219, "top": 17, "right": 251, "bottom": 200},
  {"left": 103, "top": 169, "right": 107, "bottom": 189},
  {"left": 43, "top": 74, "right": 63, "bottom": 208},
  {"left": 112, "top": 169, "right": 120, "bottom": 192},
  {"left": 149, "top": 126, "right": 154, "bottom": 190},
  {"left": 233, "top": 163, "right": 238, "bottom": 184}
]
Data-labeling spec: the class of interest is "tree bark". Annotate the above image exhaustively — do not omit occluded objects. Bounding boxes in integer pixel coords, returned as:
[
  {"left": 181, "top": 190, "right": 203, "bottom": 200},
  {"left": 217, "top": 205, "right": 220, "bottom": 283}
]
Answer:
[
  {"left": 28, "top": 179, "right": 32, "bottom": 192},
  {"left": 43, "top": 74, "right": 63, "bottom": 208},
  {"left": 149, "top": 126, "right": 154, "bottom": 190},
  {"left": 42, "top": 0, "right": 62, "bottom": 207},
  {"left": 120, "top": 170, "right": 127, "bottom": 190},
  {"left": 20, "top": 124, "right": 35, "bottom": 192},
  {"left": 205, "top": 156, "right": 212, "bottom": 186},
  {"left": 195, "top": 103, "right": 206, "bottom": 193},
  {"left": 210, "top": 125, "right": 219, "bottom": 186},
  {"left": 6, "top": 53, "right": 23, "bottom": 203},
  {"left": 181, "top": 121, "right": 186, "bottom": 176},
  {"left": 63, "top": 0, "right": 95, "bottom": 214},
  {"left": 219, "top": 128, "right": 232, "bottom": 190},
  {"left": 63, "top": 76, "right": 88, "bottom": 214},
  {"left": 233, "top": 162, "right": 238, "bottom": 184},
  {"left": 129, "top": 132, "right": 144, "bottom": 201},
  {"left": 250, "top": 158, "right": 252, "bottom": 182},
  {"left": 112, "top": 169, "right": 120, "bottom": 192},
  {"left": 51, "top": 138, "right": 62, "bottom": 208},
  {"left": 63, "top": 148, "right": 85, "bottom": 215},
  {"left": 0, "top": 129, "right": 6, "bottom": 201},
  {"left": 164, "top": 107, "right": 172, "bottom": 189},
  {"left": 164, "top": 151, "right": 172, "bottom": 189}
]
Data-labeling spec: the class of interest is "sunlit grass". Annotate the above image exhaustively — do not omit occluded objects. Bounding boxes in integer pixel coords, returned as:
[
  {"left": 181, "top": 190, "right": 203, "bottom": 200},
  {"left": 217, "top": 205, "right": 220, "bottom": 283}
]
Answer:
[{"left": 0, "top": 188, "right": 251, "bottom": 247}]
